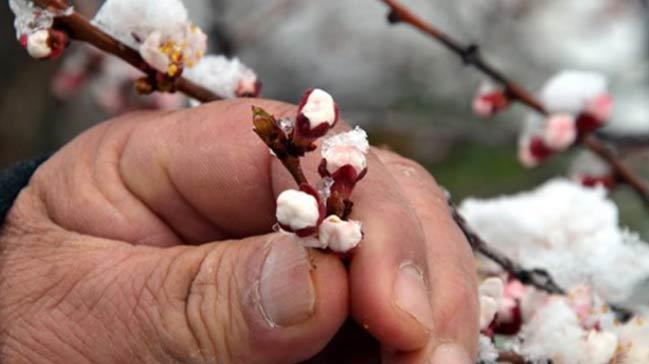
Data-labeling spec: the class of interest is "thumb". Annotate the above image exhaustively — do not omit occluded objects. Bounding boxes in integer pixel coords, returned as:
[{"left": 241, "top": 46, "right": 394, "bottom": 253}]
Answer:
[
  {"left": 2, "top": 195, "right": 347, "bottom": 364},
  {"left": 125, "top": 233, "right": 348, "bottom": 363}
]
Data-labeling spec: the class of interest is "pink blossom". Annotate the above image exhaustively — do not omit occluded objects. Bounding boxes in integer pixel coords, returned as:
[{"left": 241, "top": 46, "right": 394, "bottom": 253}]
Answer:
[{"left": 542, "top": 114, "right": 577, "bottom": 151}]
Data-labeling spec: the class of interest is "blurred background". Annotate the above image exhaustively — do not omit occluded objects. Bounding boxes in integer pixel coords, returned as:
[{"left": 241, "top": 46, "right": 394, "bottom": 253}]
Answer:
[{"left": 1, "top": 0, "right": 648, "bottom": 233}]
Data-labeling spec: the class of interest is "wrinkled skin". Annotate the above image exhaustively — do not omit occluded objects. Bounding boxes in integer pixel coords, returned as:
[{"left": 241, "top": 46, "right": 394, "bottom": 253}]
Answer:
[{"left": 0, "top": 99, "right": 478, "bottom": 363}]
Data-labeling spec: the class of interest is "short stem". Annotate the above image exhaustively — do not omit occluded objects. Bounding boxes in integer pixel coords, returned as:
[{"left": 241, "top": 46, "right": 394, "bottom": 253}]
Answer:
[{"left": 281, "top": 157, "right": 308, "bottom": 185}]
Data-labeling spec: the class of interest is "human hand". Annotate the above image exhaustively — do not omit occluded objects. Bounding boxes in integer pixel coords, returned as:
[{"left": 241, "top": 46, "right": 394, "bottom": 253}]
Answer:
[{"left": 0, "top": 99, "right": 478, "bottom": 363}]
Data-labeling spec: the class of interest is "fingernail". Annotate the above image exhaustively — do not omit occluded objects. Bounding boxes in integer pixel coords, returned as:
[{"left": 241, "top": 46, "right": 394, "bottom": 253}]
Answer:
[
  {"left": 394, "top": 262, "right": 434, "bottom": 330},
  {"left": 259, "top": 238, "right": 316, "bottom": 327},
  {"left": 430, "top": 343, "right": 472, "bottom": 364}
]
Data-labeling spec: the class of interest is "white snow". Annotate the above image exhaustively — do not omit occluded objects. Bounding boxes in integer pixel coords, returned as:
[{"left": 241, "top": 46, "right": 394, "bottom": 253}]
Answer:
[
  {"left": 540, "top": 70, "right": 609, "bottom": 115},
  {"left": 460, "top": 179, "right": 649, "bottom": 307},
  {"left": 184, "top": 55, "right": 258, "bottom": 99}
]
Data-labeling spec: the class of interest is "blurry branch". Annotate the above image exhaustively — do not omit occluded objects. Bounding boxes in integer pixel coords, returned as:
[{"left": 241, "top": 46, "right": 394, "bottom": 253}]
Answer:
[
  {"left": 35, "top": 0, "right": 221, "bottom": 102},
  {"left": 447, "top": 196, "right": 634, "bottom": 322},
  {"left": 379, "top": 0, "right": 649, "bottom": 208}
]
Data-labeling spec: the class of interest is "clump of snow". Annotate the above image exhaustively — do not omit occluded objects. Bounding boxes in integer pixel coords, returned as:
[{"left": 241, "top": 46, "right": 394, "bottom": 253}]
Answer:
[
  {"left": 9, "top": 0, "right": 68, "bottom": 39},
  {"left": 460, "top": 178, "right": 649, "bottom": 307},
  {"left": 519, "top": 298, "right": 617, "bottom": 364},
  {"left": 322, "top": 126, "right": 370, "bottom": 154},
  {"left": 321, "top": 127, "right": 369, "bottom": 174},
  {"left": 540, "top": 70, "right": 609, "bottom": 115},
  {"left": 183, "top": 55, "right": 258, "bottom": 99},
  {"left": 92, "top": 0, "right": 188, "bottom": 48},
  {"left": 472, "top": 80, "right": 510, "bottom": 118},
  {"left": 92, "top": 0, "right": 206, "bottom": 76},
  {"left": 477, "top": 334, "right": 499, "bottom": 363}
]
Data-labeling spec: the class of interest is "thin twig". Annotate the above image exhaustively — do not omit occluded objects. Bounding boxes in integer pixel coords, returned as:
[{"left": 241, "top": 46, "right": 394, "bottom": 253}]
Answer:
[
  {"left": 379, "top": 0, "right": 649, "bottom": 207},
  {"left": 35, "top": 0, "right": 221, "bottom": 102}
]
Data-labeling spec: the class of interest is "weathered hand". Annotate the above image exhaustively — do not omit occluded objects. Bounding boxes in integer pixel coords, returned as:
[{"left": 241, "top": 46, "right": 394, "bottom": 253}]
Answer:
[{"left": 0, "top": 99, "right": 477, "bottom": 363}]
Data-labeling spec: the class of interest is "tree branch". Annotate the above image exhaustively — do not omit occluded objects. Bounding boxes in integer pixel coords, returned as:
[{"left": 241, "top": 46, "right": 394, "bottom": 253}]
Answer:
[
  {"left": 35, "top": 0, "right": 221, "bottom": 103},
  {"left": 447, "top": 196, "right": 633, "bottom": 321},
  {"left": 379, "top": 0, "right": 649, "bottom": 207}
]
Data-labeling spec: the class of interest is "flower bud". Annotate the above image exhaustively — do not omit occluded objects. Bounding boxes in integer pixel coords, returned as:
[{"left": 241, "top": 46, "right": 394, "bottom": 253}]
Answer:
[
  {"left": 542, "top": 114, "right": 577, "bottom": 151},
  {"left": 318, "top": 215, "right": 363, "bottom": 253},
  {"left": 295, "top": 88, "right": 339, "bottom": 140},
  {"left": 26, "top": 29, "right": 52, "bottom": 59},
  {"left": 472, "top": 81, "right": 510, "bottom": 117},
  {"left": 276, "top": 189, "right": 321, "bottom": 234},
  {"left": 479, "top": 277, "right": 504, "bottom": 331},
  {"left": 519, "top": 136, "right": 554, "bottom": 168}
]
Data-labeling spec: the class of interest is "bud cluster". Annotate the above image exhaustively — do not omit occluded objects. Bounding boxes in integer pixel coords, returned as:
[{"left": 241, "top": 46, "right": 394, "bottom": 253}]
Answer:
[
  {"left": 10, "top": 0, "right": 71, "bottom": 59},
  {"left": 518, "top": 71, "right": 613, "bottom": 168},
  {"left": 252, "top": 89, "right": 368, "bottom": 254}
]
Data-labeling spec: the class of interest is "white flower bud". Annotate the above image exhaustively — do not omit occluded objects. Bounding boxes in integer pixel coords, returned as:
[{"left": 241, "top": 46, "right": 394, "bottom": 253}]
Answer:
[
  {"left": 276, "top": 190, "right": 320, "bottom": 231},
  {"left": 318, "top": 215, "right": 362, "bottom": 253},
  {"left": 300, "top": 88, "right": 337, "bottom": 129},
  {"left": 322, "top": 126, "right": 369, "bottom": 174},
  {"left": 26, "top": 29, "right": 52, "bottom": 59},
  {"left": 542, "top": 114, "right": 577, "bottom": 151},
  {"left": 478, "top": 277, "right": 504, "bottom": 330}
]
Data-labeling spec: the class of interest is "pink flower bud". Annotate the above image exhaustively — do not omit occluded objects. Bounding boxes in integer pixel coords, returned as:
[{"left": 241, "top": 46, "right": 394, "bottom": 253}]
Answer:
[
  {"left": 318, "top": 215, "right": 363, "bottom": 253},
  {"left": 473, "top": 92, "right": 510, "bottom": 117},
  {"left": 542, "top": 114, "right": 577, "bottom": 151},
  {"left": 276, "top": 189, "right": 321, "bottom": 234},
  {"left": 585, "top": 93, "right": 613, "bottom": 124},
  {"left": 576, "top": 93, "right": 613, "bottom": 137},
  {"left": 295, "top": 88, "right": 339, "bottom": 139},
  {"left": 321, "top": 127, "right": 369, "bottom": 176},
  {"left": 472, "top": 81, "right": 510, "bottom": 117},
  {"left": 519, "top": 136, "right": 554, "bottom": 168}
]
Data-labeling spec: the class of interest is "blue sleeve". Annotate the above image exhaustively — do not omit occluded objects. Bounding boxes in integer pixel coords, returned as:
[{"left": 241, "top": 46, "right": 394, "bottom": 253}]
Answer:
[{"left": 0, "top": 155, "right": 50, "bottom": 223}]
